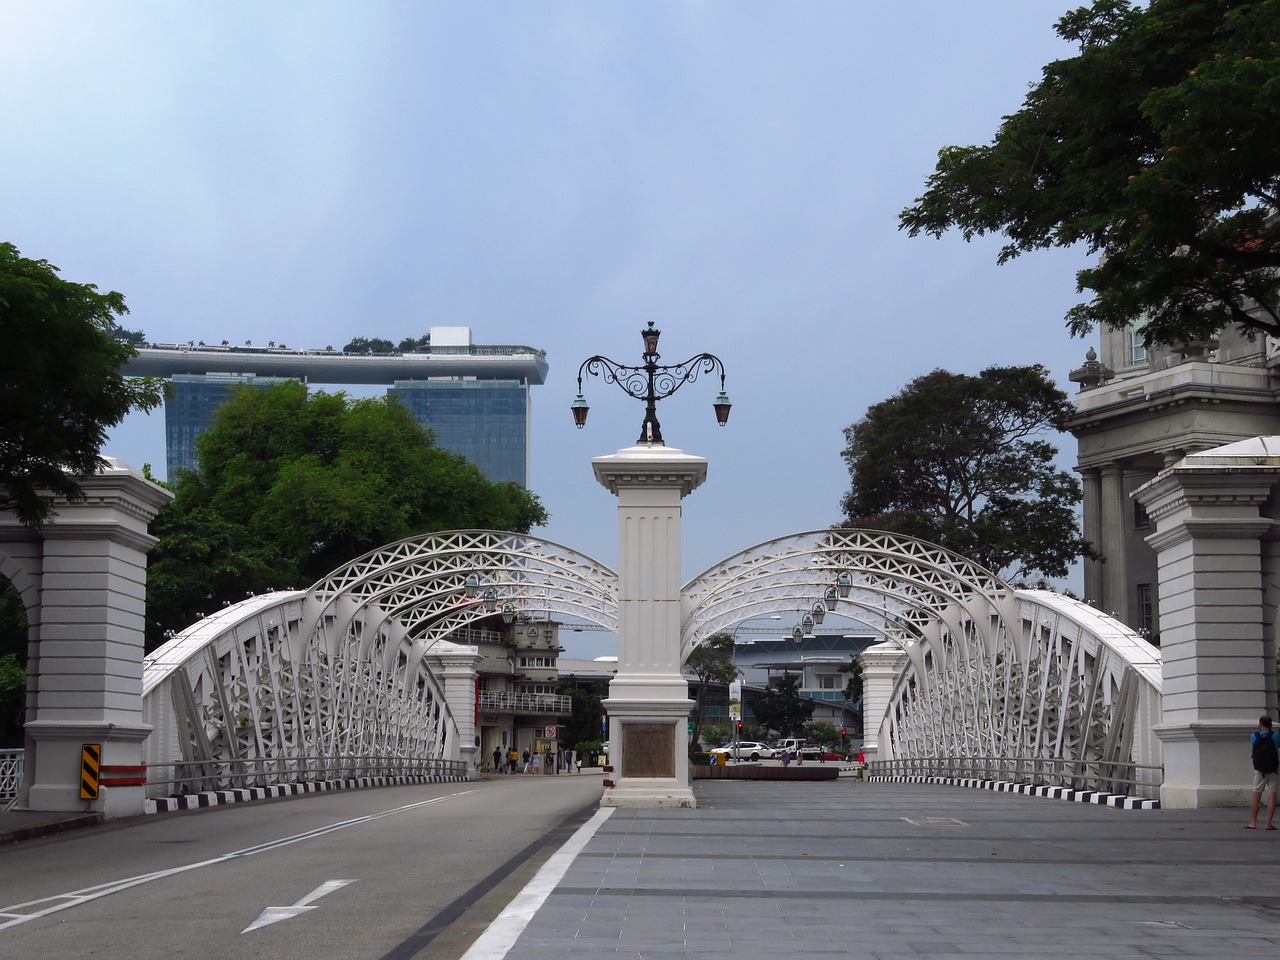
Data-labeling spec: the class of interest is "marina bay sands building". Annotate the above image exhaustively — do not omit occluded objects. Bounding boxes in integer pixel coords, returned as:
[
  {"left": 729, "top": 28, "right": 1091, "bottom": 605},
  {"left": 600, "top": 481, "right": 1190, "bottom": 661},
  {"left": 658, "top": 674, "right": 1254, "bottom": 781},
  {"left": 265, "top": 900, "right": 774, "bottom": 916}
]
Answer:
[{"left": 123, "top": 326, "right": 549, "bottom": 486}]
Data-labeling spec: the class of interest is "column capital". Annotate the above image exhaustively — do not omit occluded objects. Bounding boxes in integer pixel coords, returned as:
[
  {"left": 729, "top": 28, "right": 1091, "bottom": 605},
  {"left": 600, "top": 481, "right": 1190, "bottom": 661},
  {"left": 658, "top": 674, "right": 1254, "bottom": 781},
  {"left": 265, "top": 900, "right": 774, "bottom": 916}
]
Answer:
[{"left": 592, "top": 445, "right": 707, "bottom": 498}]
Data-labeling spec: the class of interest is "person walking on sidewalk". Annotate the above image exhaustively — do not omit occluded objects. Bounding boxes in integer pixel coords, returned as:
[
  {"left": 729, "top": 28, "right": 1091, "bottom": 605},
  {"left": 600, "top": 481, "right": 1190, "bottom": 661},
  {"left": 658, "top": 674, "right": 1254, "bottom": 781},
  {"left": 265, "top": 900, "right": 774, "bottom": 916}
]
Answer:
[{"left": 1247, "top": 715, "right": 1280, "bottom": 830}]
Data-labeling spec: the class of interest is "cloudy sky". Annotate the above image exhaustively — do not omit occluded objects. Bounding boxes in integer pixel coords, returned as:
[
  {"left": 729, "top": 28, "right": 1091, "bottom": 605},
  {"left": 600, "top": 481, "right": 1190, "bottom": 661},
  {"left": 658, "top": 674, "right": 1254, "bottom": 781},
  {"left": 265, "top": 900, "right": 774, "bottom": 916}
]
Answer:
[{"left": 3, "top": 2, "right": 1095, "bottom": 657}]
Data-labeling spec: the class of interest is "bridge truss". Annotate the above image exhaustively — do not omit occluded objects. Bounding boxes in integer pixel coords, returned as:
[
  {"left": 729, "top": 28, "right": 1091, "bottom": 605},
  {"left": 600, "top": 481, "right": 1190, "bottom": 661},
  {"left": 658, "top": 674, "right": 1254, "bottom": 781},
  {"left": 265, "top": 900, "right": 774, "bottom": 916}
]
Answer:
[
  {"left": 683, "top": 529, "right": 1162, "bottom": 789},
  {"left": 140, "top": 526, "right": 1160, "bottom": 798},
  {"left": 142, "top": 530, "right": 618, "bottom": 797}
]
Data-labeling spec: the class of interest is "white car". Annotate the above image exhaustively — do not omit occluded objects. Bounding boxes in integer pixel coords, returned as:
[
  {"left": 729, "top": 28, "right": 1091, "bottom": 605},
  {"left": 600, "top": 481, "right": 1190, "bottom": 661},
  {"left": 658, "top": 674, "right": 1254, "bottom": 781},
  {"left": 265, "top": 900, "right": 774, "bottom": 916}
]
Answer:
[{"left": 709, "top": 741, "right": 773, "bottom": 762}]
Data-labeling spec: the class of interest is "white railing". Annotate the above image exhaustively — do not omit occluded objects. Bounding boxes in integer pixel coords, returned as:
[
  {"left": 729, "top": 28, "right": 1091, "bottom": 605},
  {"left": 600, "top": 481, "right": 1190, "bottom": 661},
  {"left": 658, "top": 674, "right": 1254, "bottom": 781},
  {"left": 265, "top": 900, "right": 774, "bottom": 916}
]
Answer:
[
  {"left": 477, "top": 691, "right": 572, "bottom": 714},
  {"left": 0, "top": 748, "right": 22, "bottom": 803}
]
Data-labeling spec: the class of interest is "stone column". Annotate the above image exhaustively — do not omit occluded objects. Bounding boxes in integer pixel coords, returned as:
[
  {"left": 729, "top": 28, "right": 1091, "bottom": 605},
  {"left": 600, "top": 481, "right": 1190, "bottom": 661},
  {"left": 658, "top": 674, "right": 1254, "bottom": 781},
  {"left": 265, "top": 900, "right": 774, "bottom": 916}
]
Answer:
[
  {"left": 1134, "top": 440, "right": 1280, "bottom": 808},
  {"left": 859, "top": 641, "right": 908, "bottom": 764},
  {"left": 1079, "top": 467, "right": 1103, "bottom": 606},
  {"left": 593, "top": 444, "right": 706, "bottom": 808},
  {"left": 434, "top": 643, "right": 483, "bottom": 777},
  {"left": 1099, "top": 464, "right": 1129, "bottom": 622},
  {"left": 21, "top": 460, "right": 171, "bottom": 818}
]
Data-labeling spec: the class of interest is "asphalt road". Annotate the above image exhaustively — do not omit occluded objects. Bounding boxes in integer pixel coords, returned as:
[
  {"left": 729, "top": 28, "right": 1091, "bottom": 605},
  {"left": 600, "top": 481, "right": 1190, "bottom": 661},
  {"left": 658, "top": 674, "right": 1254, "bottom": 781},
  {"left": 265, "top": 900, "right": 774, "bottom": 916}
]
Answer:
[{"left": 0, "top": 772, "right": 603, "bottom": 960}]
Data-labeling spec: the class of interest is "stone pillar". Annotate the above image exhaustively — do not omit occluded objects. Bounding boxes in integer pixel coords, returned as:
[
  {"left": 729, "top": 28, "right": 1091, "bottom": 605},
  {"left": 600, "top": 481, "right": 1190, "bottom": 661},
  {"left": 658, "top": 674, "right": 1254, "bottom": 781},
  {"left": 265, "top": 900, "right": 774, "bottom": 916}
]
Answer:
[
  {"left": 593, "top": 444, "right": 706, "bottom": 808},
  {"left": 1099, "top": 464, "right": 1129, "bottom": 622},
  {"left": 435, "top": 643, "right": 483, "bottom": 777},
  {"left": 1080, "top": 467, "right": 1103, "bottom": 606},
  {"left": 21, "top": 460, "right": 171, "bottom": 818},
  {"left": 1134, "top": 439, "right": 1280, "bottom": 808},
  {"left": 859, "top": 641, "right": 908, "bottom": 764}
]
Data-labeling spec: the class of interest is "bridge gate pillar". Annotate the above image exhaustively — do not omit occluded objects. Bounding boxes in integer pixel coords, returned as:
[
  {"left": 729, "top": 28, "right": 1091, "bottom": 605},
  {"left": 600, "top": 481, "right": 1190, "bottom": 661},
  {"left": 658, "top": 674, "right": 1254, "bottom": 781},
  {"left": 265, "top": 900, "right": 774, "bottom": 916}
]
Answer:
[
  {"left": 5, "top": 460, "right": 171, "bottom": 817},
  {"left": 593, "top": 445, "right": 705, "bottom": 808},
  {"left": 1136, "top": 439, "right": 1280, "bottom": 808}
]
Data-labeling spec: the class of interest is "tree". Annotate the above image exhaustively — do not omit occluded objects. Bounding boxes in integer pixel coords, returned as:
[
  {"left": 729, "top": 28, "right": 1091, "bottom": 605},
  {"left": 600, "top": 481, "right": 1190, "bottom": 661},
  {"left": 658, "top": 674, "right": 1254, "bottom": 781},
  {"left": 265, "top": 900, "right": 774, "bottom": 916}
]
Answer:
[
  {"left": 751, "top": 673, "right": 814, "bottom": 738},
  {"left": 840, "top": 365, "right": 1089, "bottom": 581},
  {"left": 900, "top": 0, "right": 1280, "bottom": 348},
  {"left": 0, "top": 579, "right": 27, "bottom": 747},
  {"left": 146, "top": 381, "right": 548, "bottom": 648},
  {"left": 342, "top": 336, "right": 396, "bottom": 354},
  {"left": 557, "top": 683, "right": 604, "bottom": 751},
  {"left": 840, "top": 657, "right": 863, "bottom": 704},
  {"left": 0, "top": 242, "right": 164, "bottom": 525},
  {"left": 685, "top": 632, "right": 737, "bottom": 747}
]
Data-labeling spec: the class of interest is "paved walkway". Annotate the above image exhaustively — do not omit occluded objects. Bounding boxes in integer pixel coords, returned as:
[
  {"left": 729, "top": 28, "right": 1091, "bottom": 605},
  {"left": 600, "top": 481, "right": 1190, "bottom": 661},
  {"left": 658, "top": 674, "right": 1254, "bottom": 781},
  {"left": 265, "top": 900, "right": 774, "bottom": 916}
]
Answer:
[{"left": 472, "top": 779, "right": 1280, "bottom": 960}]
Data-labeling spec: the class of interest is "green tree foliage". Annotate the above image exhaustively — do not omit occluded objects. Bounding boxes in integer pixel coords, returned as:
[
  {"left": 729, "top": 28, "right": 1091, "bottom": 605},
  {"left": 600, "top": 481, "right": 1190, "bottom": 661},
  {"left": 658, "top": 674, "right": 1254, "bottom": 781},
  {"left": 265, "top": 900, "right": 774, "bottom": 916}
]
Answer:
[
  {"left": 699, "top": 722, "right": 734, "bottom": 748},
  {"left": 751, "top": 673, "right": 814, "bottom": 738},
  {"left": 341, "top": 336, "right": 396, "bottom": 353},
  {"left": 0, "top": 242, "right": 164, "bottom": 525},
  {"left": 0, "top": 579, "right": 28, "bottom": 747},
  {"left": 146, "top": 381, "right": 548, "bottom": 649},
  {"left": 840, "top": 365, "right": 1088, "bottom": 581},
  {"left": 802, "top": 721, "right": 842, "bottom": 749},
  {"left": 840, "top": 657, "right": 863, "bottom": 704},
  {"left": 900, "top": 0, "right": 1280, "bottom": 347},
  {"left": 557, "top": 683, "right": 604, "bottom": 750},
  {"left": 398, "top": 333, "right": 431, "bottom": 352},
  {"left": 685, "top": 632, "right": 738, "bottom": 747}
]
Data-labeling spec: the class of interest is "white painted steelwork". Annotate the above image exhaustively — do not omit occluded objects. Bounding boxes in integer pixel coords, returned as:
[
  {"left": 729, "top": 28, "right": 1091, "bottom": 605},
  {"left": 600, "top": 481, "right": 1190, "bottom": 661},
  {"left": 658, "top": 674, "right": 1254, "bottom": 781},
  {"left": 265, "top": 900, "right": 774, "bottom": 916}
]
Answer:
[
  {"left": 682, "top": 529, "right": 1162, "bottom": 786},
  {"left": 142, "top": 531, "right": 618, "bottom": 797}
]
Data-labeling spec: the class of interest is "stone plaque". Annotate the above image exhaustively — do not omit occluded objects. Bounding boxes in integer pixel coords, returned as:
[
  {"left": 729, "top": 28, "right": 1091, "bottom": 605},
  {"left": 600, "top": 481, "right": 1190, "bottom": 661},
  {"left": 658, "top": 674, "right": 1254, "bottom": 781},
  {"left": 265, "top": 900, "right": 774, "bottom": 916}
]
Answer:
[{"left": 622, "top": 722, "right": 674, "bottom": 778}]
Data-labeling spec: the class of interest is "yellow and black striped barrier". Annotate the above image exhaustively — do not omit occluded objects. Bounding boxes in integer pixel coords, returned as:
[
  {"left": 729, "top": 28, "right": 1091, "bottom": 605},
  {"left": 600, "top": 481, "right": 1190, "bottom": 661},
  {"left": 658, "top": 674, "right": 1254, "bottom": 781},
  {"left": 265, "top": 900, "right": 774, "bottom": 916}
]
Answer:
[{"left": 80, "top": 743, "right": 101, "bottom": 800}]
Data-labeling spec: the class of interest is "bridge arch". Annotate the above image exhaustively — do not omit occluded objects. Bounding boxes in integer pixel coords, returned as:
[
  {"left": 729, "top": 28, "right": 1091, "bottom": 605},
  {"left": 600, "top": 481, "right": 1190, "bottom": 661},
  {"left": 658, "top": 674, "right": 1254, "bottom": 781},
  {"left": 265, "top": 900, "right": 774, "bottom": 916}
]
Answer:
[
  {"left": 682, "top": 529, "right": 1161, "bottom": 790},
  {"left": 142, "top": 530, "right": 617, "bottom": 794}
]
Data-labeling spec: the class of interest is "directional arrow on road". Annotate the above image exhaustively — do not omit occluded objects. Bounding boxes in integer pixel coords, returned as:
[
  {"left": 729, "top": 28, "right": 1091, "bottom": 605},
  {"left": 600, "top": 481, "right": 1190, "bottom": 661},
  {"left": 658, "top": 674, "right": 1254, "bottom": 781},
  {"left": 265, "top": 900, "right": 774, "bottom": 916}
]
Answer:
[{"left": 242, "top": 879, "right": 357, "bottom": 933}]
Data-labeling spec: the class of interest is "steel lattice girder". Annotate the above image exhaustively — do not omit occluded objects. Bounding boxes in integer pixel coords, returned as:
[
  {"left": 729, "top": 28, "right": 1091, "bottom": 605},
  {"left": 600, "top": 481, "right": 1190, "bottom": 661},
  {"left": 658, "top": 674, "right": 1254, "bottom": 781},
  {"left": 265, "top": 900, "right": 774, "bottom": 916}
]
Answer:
[
  {"left": 681, "top": 529, "right": 1161, "bottom": 777},
  {"left": 142, "top": 531, "right": 619, "bottom": 792}
]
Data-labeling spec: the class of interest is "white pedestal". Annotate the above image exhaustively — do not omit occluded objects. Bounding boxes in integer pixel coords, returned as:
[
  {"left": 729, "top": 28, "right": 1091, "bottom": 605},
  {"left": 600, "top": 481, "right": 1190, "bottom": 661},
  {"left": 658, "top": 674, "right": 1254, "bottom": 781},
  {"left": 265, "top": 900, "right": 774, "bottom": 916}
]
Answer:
[{"left": 595, "top": 444, "right": 706, "bottom": 808}]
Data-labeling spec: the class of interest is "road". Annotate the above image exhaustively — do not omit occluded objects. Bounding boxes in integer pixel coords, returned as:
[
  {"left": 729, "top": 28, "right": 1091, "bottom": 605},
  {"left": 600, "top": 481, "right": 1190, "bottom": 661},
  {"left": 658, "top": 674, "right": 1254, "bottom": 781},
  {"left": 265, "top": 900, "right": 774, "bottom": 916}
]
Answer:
[{"left": 0, "top": 772, "right": 603, "bottom": 960}]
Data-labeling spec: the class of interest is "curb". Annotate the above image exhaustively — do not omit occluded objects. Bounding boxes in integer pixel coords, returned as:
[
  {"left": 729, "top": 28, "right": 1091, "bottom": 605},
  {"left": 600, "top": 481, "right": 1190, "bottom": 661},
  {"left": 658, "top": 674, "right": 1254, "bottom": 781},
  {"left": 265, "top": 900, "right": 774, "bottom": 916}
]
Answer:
[
  {"left": 144, "top": 772, "right": 469, "bottom": 814},
  {"left": 867, "top": 774, "right": 1160, "bottom": 810},
  {"left": 0, "top": 812, "right": 104, "bottom": 844}
]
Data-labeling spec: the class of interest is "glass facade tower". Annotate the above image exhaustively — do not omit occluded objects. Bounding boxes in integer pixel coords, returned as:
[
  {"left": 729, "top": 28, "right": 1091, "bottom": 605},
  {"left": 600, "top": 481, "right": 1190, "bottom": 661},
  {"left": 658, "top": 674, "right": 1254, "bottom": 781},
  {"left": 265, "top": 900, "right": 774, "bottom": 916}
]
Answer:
[{"left": 388, "top": 379, "right": 529, "bottom": 485}]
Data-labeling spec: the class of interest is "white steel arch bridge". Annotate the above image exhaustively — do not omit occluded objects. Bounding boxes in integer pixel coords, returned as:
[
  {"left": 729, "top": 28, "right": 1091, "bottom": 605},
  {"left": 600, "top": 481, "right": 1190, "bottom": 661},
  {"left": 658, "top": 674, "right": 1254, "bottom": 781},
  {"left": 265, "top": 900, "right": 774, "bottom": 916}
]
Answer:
[{"left": 140, "top": 527, "right": 1161, "bottom": 799}]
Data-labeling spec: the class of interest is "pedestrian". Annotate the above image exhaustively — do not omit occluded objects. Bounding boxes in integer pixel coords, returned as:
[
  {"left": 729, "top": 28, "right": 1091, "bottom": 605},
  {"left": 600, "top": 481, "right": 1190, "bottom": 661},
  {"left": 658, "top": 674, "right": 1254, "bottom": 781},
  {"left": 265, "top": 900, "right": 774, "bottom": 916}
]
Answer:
[
  {"left": 522, "top": 749, "right": 531, "bottom": 775},
  {"left": 543, "top": 748, "right": 553, "bottom": 775},
  {"left": 857, "top": 749, "right": 865, "bottom": 765},
  {"left": 1248, "top": 714, "right": 1280, "bottom": 830},
  {"left": 779, "top": 749, "right": 791, "bottom": 768},
  {"left": 532, "top": 751, "right": 541, "bottom": 775},
  {"left": 492, "top": 747, "right": 502, "bottom": 774},
  {"left": 576, "top": 749, "right": 583, "bottom": 772},
  {"left": 508, "top": 748, "right": 518, "bottom": 774}
]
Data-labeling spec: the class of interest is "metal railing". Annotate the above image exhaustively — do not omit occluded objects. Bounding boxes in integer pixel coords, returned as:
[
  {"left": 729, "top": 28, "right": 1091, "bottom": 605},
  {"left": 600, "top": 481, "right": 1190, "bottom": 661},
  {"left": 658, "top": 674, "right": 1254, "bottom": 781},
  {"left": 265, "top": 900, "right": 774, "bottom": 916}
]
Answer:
[
  {"left": 477, "top": 691, "right": 572, "bottom": 714},
  {"left": 0, "top": 748, "right": 22, "bottom": 804},
  {"left": 145, "top": 755, "right": 468, "bottom": 799},
  {"left": 867, "top": 755, "right": 1163, "bottom": 800}
]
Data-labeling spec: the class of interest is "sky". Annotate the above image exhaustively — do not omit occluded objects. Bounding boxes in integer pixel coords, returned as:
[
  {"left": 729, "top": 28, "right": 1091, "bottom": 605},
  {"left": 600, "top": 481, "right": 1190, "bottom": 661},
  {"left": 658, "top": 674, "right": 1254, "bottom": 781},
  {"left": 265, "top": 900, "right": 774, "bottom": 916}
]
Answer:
[{"left": 2, "top": 2, "right": 1097, "bottom": 659}]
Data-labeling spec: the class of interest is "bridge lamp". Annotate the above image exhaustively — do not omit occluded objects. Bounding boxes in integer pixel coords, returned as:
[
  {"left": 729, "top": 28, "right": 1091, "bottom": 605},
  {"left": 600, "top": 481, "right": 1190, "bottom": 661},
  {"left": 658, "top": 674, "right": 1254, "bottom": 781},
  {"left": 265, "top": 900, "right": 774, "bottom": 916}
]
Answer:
[
  {"left": 823, "top": 586, "right": 839, "bottom": 612},
  {"left": 482, "top": 586, "right": 499, "bottom": 613},
  {"left": 801, "top": 613, "right": 815, "bottom": 636},
  {"left": 837, "top": 571, "right": 853, "bottom": 599},
  {"left": 464, "top": 574, "right": 479, "bottom": 598},
  {"left": 810, "top": 601, "right": 827, "bottom": 625},
  {"left": 571, "top": 394, "right": 589, "bottom": 429}
]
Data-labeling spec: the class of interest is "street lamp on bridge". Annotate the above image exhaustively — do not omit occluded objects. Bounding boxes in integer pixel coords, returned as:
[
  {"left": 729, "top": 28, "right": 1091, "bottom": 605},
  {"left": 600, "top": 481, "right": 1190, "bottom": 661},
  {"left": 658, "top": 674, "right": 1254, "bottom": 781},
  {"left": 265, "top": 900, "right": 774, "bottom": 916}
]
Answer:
[{"left": 570, "top": 321, "right": 732, "bottom": 445}]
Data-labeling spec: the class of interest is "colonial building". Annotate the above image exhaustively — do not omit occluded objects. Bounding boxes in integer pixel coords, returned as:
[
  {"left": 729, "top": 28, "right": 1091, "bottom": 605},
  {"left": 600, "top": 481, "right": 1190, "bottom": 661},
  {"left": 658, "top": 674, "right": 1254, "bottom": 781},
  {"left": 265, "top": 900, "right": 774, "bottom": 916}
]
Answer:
[
  {"left": 1067, "top": 326, "right": 1280, "bottom": 640},
  {"left": 461, "top": 616, "right": 573, "bottom": 769}
]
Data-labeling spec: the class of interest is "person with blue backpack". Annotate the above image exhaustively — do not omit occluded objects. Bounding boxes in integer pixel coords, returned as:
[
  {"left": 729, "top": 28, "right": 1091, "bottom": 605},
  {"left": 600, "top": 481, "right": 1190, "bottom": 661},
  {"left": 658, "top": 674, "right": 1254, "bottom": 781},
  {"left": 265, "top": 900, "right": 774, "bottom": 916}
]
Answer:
[{"left": 1247, "top": 715, "right": 1280, "bottom": 830}]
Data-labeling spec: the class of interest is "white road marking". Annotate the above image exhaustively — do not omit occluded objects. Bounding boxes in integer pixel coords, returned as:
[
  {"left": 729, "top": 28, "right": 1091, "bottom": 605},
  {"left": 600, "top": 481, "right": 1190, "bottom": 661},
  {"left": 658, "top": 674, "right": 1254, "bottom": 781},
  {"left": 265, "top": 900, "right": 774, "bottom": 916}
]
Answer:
[
  {"left": 242, "top": 878, "right": 357, "bottom": 932},
  {"left": 458, "top": 807, "right": 614, "bottom": 960},
  {"left": 0, "top": 790, "right": 472, "bottom": 931}
]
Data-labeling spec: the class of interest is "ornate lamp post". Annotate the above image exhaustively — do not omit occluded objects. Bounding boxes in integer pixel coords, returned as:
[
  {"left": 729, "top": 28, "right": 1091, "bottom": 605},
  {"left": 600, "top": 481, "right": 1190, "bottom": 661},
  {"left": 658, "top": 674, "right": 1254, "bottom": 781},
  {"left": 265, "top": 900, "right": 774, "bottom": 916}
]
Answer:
[
  {"left": 577, "top": 324, "right": 731, "bottom": 808},
  {"left": 570, "top": 322, "right": 731, "bottom": 445}
]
